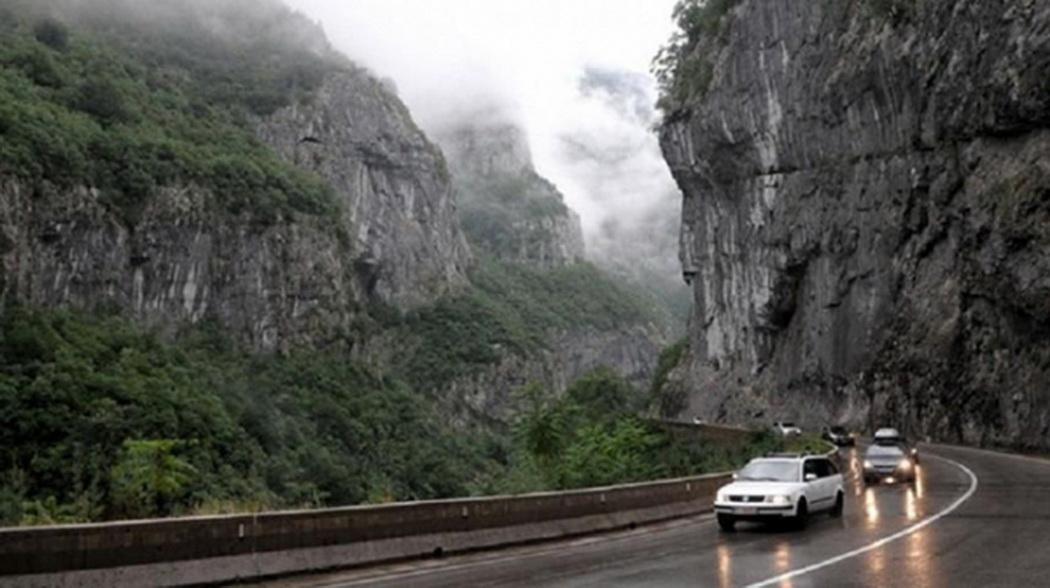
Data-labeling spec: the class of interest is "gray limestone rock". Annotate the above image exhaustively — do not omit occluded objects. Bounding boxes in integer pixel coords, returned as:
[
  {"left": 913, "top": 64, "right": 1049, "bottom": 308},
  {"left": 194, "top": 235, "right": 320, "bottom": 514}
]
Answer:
[
  {"left": 660, "top": 0, "right": 1050, "bottom": 449},
  {"left": 0, "top": 66, "right": 470, "bottom": 351}
]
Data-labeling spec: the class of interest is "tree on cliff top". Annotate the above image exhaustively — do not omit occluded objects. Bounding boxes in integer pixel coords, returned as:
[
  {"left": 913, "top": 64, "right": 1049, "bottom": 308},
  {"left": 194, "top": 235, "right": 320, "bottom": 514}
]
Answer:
[{"left": 652, "top": 0, "right": 739, "bottom": 114}]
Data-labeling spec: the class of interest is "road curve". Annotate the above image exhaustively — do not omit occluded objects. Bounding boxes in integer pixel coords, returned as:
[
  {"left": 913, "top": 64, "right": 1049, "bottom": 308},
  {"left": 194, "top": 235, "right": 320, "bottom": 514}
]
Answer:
[{"left": 257, "top": 445, "right": 1050, "bottom": 588}]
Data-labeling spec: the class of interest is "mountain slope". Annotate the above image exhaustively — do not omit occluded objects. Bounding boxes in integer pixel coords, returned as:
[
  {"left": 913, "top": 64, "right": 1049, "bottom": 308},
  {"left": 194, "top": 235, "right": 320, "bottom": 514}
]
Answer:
[
  {"left": 0, "top": 0, "right": 469, "bottom": 351},
  {"left": 360, "top": 118, "right": 668, "bottom": 423},
  {"left": 437, "top": 119, "right": 585, "bottom": 268}
]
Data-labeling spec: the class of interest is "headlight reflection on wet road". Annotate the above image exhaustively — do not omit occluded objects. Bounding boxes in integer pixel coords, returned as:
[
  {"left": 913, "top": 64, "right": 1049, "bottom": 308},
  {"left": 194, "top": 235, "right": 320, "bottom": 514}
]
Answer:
[
  {"left": 774, "top": 541, "right": 793, "bottom": 588},
  {"left": 717, "top": 543, "right": 732, "bottom": 588},
  {"left": 848, "top": 448, "right": 865, "bottom": 496},
  {"left": 905, "top": 486, "right": 918, "bottom": 521},
  {"left": 864, "top": 487, "right": 880, "bottom": 526}
]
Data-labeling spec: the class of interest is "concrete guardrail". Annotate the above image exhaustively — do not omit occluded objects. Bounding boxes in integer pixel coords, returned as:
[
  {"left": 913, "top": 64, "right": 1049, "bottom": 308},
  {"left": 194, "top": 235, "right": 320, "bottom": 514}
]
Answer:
[
  {"left": 0, "top": 421, "right": 820, "bottom": 587},
  {"left": 0, "top": 471, "right": 731, "bottom": 587}
]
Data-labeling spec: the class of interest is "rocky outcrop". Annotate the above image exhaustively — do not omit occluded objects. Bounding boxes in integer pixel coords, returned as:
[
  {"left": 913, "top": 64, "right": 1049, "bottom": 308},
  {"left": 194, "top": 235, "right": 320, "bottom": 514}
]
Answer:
[
  {"left": 436, "top": 121, "right": 585, "bottom": 268},
  {"left": 452, "top": 327, "right": 662, "bottom": 423},
  {"left": 0, "top": 68, "right": 469, "bottom": 351},
  {"left": 660, "top": 0, "right": 1050, "bottom": 448},
  {"left": 363, "top": 323, "right": 662, "bottom": 425},
  {"left": 257, "top": 70, "right": 471, "bottom": 309},
  {"left": 0, "top": 179, "right": 354, "bottom": 350}
]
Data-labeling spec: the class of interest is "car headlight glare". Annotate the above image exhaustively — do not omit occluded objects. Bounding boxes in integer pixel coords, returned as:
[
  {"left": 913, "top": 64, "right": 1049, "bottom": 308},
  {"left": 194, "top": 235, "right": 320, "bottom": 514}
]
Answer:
[
  {"left": 766, "top": 495, "right": 791, "bottom": 505},
  {"left": 898, "top": 458, "right": 913, "bottom": 470},
  {"left": 716, "top": 492, "right": 727, "bottom": 503},
  {"left": 863, "top": 460, "right": 873, "bottom": 469}
]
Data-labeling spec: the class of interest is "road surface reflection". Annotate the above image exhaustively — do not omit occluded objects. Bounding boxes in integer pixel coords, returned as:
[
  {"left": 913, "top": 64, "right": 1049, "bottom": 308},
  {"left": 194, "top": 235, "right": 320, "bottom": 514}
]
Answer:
[
  {"left": 717, "top": 543, "right": 732, "bottom": 588},
  {"left": 864, "top": 487, "right": 880, "bottom": 526},
  {"left": 774, "top": 540, "right": 794, "bottom": 588}
]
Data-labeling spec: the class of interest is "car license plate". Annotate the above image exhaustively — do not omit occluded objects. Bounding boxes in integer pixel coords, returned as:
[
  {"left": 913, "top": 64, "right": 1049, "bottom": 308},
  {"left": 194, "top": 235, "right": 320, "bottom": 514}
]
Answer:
[{"left": 737, "top": 507, "right": 758, "bottom": 515}]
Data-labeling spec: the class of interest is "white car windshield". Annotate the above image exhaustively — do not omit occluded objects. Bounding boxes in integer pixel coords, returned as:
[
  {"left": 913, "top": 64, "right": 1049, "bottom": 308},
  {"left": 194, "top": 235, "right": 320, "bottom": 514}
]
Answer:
[
  {"left": 781, "top": 422, "right": 796, "bottom": 428},
  {"left": 737, "top": 461, "right": 798, "bottom": 482}
]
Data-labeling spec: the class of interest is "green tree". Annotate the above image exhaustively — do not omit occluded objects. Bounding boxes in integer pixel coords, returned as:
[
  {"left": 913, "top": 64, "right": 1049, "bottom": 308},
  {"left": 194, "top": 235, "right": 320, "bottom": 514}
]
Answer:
[
  {"left": 650, "top": 339, "right": 689, "bottom": 418},
  {"left": 556, "top": 419, "right": 666, "bottom": 489},
  {"left": 513, "top": 382, "right": 572, "bottom": 464},
  {"left": 75, "top": 78, "right": 131, "bottom": 124},
  {"left": 109, "top": 440, "right": 197, "bottom": 518},
  {"left": 565, "top": 367, "right": 644, "bottom": 422},
  {"left": 652, "top": 0, "right": 740, "bottom": 111}
]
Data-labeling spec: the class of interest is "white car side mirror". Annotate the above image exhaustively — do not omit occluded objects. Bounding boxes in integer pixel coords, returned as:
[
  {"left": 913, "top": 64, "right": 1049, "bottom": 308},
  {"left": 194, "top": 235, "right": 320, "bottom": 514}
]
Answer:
[{"left": 804, "top": 473, "right": 817, "bottom": 482}]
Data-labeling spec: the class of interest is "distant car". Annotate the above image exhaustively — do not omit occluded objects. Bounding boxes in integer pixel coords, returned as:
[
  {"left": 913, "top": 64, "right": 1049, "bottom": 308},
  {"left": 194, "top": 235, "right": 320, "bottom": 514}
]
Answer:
[
  {"left": 862, "top": 443, "right": 916, "bottom": 484},
  {"left": 692, "top": 416, "right": 706, "bottom": 425},
  {"left": 822, "top": 426, "right": 855, "bottom": 447},
  {"left": 873, "top": 427, "right": 920, "bottom": 463},
  {"left": 773, "top": 421, "right": 802, "bottom": 437},
  {"left": 714, "top": 454, "right": 844, "bottom": 531}
]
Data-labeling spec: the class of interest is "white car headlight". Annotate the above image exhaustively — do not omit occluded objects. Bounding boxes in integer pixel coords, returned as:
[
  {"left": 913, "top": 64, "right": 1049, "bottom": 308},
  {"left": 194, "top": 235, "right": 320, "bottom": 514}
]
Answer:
[
  {"left": 716, "top": 492, "right": 728, "bottom": 503},
  {"left": 765, "top": 495, "right": 791, "bottom": 505},
  {"left": 863, "top": 460, "right": 873, "bottom": 469},
  {"left": 898, "top": 458, "right": 913, "bottom": 470}
]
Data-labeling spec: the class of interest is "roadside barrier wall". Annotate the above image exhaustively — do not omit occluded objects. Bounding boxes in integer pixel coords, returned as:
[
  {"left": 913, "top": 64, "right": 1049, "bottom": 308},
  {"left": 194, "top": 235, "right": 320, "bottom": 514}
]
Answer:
[{"left": 0, "top": 471, "right": 731, "bottom": 587}]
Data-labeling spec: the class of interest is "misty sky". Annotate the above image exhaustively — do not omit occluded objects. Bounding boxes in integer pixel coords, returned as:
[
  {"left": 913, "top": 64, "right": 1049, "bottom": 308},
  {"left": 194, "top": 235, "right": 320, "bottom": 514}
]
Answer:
[{"left": 285, "top": 0, "right": 680, "bottom": 247}]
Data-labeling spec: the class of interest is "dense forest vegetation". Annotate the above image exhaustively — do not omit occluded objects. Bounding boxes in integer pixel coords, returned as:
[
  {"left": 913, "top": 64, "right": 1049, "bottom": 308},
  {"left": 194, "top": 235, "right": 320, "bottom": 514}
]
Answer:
[
  {"left": 393, "top": 258, "right": 667, "bottom": 390},
  {"left": 0, "top": 307, "right": 498, "bottom": 524},
  {"left": 0, "top": 307, "right": 796, "bottom": 525},
  {"left": 0, "top": 0, "right": 337, "bottom": 224}
]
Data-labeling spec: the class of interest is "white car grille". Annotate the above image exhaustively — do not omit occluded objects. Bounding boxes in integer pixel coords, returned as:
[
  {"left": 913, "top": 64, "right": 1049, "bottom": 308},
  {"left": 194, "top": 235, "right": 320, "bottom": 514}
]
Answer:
[{"left": 728, "top": 495, "right": 765, "bottom": 503}]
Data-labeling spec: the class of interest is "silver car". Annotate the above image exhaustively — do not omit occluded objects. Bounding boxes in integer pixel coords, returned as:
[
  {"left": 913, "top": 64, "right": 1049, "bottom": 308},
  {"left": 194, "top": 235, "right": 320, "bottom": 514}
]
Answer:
[{"left": 862, "top": 443, "right": 916, "bottom": 484}]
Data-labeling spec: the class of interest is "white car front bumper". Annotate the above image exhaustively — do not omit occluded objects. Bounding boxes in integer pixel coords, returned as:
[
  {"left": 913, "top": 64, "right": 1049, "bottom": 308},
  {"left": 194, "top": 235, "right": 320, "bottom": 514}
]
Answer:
[{"left": 713, "top": 501, "right": 797, "bottom": 518}]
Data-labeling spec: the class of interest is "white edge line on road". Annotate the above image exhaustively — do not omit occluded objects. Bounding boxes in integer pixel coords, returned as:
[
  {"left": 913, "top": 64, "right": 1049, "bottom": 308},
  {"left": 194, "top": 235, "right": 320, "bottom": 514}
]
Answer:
[
  {"left": 929, "top": 442, "right": 1050, "bottom": 468},
  {"left": 744, "top": 454, "right": 979, "bottom": 588}
]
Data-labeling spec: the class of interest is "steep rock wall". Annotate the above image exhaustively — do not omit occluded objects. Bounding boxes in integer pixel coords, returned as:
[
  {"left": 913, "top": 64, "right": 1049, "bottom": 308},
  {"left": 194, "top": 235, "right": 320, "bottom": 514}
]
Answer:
[
  {"left": 257, "top": 72, "right": 470, "bottom": 309},
  {"left": 0, "top": 68, "right": 470, "bottom": 350},
  {"left": 660, "top": 0, "right": 1050, "bottom": 448}
]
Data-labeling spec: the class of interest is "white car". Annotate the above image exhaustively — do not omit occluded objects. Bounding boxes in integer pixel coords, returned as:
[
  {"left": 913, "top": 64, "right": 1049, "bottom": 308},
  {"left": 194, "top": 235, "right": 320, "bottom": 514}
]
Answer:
[
  {"left": 772, "top": 421, "right": 802, "bottom": 436},
  {"left": 714, "top": 454, "right": 845, "bottom": 531}
]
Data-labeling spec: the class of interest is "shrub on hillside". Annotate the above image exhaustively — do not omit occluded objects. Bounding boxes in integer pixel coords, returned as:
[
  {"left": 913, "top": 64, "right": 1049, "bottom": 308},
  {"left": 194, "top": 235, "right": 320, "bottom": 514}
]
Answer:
[{"left": 32, "top": 19, "right": 68, "bottom": 51}]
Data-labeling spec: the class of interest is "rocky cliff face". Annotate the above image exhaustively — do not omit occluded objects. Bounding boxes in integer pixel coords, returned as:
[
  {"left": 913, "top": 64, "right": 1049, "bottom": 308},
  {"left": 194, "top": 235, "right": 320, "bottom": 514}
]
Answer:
[
  {"left": 660, "top": 0, "right": 1050, "bottom": 448},
  {"left": 257, "top": 71, "right": 471, "bottom": 309},
  {"left": 0, "top": 21, "right": 469, "bottom": 351},
  {"left": 436, "top": 121, "right": 585, "bottom": 268},
  {"left": 345, "top": 117, "right": 664, "bottom": 425}
]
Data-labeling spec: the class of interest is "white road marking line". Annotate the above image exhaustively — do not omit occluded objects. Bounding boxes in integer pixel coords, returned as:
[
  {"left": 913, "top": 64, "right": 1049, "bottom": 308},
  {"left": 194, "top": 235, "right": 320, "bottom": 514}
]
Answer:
[
  {"left": 929, "top": 443, "right": 1050, "bottom": 467},
  {"left": 745, "top": 453, "right": 979, "bottom": 588}
]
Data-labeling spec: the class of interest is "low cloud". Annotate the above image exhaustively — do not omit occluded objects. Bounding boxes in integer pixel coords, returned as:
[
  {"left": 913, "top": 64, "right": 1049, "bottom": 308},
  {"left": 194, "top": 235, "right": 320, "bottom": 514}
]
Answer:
[{"left": 284, "top": 0, "right": 683, "bottom": 278}]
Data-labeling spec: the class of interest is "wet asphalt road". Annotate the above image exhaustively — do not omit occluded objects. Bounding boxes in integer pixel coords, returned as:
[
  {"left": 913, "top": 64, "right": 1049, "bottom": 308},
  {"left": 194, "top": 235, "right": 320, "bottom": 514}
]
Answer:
[{"left": 259, "top": 444, "right": 1050, "bottom": 588}]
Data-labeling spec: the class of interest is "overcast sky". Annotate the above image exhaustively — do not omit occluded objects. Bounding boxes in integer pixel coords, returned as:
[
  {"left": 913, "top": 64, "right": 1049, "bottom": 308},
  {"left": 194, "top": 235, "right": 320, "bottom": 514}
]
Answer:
[{"left": 284, "top": 0, "right": 680, "bottom": 243}]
